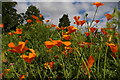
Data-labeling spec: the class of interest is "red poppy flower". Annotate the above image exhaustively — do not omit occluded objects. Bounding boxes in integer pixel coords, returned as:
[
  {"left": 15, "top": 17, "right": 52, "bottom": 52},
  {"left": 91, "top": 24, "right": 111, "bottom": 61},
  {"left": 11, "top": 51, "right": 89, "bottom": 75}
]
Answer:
[
  {"left": 84, "top": 32, "right": 90, "bottom": 36},
  {"left": 66, "top": 26, "right": 77, "bottom": 34},
  {"left": 95, "top": 20, "right": 100, "bottom": 23},
  {"left": 89, "top": 27, "right": 97, "bottom": 33},
  {"left": 0, "top": 24, "right": 4, "bottom": 28},
  {"left": 26, "top": 19, "right": 32, "bottom": 23},
  {"left": 32, "top": 15, "right": 39, "bottom": 20},
  {"left": 82, "top": 56, "right": 95, "bottom": 75},
  {"left": 73, "top": 16, "right": 80, "bottom": 21},
  {"left": 105, "top": 14, "right": 113, "bottom": 21},
  {"left": 7, "top": 40, "right": 29, "bottom": 53},
  {"left": 62, "top": 35, "right": 71, "bottom": 40},
  {"left": 92, "top": 2, "right": 104, "bottom": 7}
]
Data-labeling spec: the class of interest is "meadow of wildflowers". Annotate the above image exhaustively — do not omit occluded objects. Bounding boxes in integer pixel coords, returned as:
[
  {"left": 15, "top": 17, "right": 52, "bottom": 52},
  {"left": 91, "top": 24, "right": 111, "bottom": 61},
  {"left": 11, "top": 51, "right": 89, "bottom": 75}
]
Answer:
[{"left": 1, "top": 2, "right": 120, "bottom": 80}]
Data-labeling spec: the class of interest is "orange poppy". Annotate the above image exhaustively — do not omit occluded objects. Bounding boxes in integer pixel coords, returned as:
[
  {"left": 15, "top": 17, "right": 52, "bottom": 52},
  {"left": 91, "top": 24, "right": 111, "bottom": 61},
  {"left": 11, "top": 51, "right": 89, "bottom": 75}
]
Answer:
[
  {"left": 101, "top": 28, "right": 108, "bottom": 35},
  {"left": 92, "top": 2, "right": 104, "bottom": 7},
  {"left": 2, "top": 69, "right": 11, "bottom": 77},
  {"left": 8, "top": 32, "right": 14, "bottom": 35},
  {"left": 51, "top": 40, "right": 63, "bottom": 47},
  {"left": 89, "top": 27, "right": 97, "bottom": 33},
  {"left": 95, "top": 20, "right": 100, "bottom": 23},
  {"left": 51, "top": 24, "right": 56, "bottom": 27},
  {"left": 31, "top": 15, "right": 39, "bottom": 20},
  {"left": 44, "top": 61, "right": 55, "bottom": 69},
  {"left": 44, "top": 41, "right": 55, "bottom": 49},
  {"left": 20, "top": 49, "right": 36, "bottom": 63},
  {"left": 26, "top": 19, "right": 32, "bottom": 23},
  {"left": 114, "top": 33, "right": 118, "bottom": 35},
  {"left": 66, "top": 26, "right": 77, "bottom": 34},
  {"left": 106, "top": 43, "right": 118, "bottom": 53},
  {"left": 7, "top": 40, "right": 29, "bottom": 53},
  {"left": 82, "top": 56, "right": 95, "bottom": 75},
  {"left": 62, "top": 32, "right": 67, "bottom": 35},
  {"left": 39, "top": 14, "right": 43, "bottom": 17},
  {"left": 14, "top": 28, "right": 22, "bottom": 34},
  {"left": 62, "top": 35, "right": 71, "bottom": 40},
  {"left": 18, "top": 75, "right": 25, "bottom": 80},
  {"left": 79, "top": 20, "right": 86, "bottom": 26},
  {"left": 45, "top": 20, "right": 50, "bottom": 23},
  {"left": 84, "top": 32, "right": 90, "bottom": 36},
  {"left": 36, "top": 20, "right": 43, "bottom": 24},
  {"left": 61, "top": 27, "right": 66, "bottom": 30},
  {"left": 0, "top": 24, "right": 4, "bottom": 28},
  {"left": 55, "top": 26, "right": 61, "bottom": 30},
  {"left": 73, "top": 16, "right": 80, "bottom": 21},
  {"left": 105, "top": 14, "right": 113, "bottom": 21},
  {"left": 62, "top": 41, "right": 71, "bottom": 46}
]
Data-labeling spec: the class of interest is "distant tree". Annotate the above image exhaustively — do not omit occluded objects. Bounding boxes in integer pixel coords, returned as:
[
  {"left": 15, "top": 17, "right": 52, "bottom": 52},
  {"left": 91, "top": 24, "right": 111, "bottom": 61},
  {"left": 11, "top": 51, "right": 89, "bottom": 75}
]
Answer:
[
  {"left": 24, "top": 5, "right": 44, "bottom": 22},
  {"left": 2, "top": 2, "right": 23, "bottom": 32},
  {"left": 58, "top": 14, "right": 71, "bottom": 28}
]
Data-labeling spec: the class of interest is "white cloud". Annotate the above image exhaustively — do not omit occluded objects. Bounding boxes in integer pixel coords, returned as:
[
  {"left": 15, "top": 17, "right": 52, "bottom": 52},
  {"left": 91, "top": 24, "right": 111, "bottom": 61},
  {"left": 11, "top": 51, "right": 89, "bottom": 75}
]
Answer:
[{"left": 14, "top": 2, "right": 118, "bottom": 27}]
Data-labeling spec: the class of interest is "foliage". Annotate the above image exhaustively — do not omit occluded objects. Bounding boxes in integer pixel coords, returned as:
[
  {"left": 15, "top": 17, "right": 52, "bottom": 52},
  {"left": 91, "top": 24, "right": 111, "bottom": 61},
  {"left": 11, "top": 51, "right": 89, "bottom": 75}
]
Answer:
[
  {"left": 2, "top": 2, "right": 120, "bottom": 80},
  {"left": 58, "top": 14, "right": 71, "bottom": 28},
  {"left": 2, "top": 2, "right": 23, "bottom": 32}
]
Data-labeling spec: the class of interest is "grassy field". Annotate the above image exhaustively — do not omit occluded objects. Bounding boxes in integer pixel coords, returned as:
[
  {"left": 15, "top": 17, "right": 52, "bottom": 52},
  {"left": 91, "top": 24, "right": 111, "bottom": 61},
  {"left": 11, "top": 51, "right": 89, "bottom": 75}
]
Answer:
[{"left": 1, "top": 2, "right": 120, "bottom": 80}]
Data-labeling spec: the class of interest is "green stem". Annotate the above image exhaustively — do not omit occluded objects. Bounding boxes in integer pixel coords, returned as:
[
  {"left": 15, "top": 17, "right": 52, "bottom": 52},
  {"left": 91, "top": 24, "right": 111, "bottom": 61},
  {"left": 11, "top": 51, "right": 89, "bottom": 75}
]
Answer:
[
  {"left": 104, "top": 46, "right": 108, "bottom": 79},
  {"left": 90, "top": 7, "right": 98, "bottom": 27}
]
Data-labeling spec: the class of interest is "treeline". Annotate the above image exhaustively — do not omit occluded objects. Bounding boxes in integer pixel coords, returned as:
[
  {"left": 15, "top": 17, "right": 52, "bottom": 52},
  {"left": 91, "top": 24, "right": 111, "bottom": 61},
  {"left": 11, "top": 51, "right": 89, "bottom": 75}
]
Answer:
[{"left": 2, "top": 2, "right": 72, "bottom": 33}]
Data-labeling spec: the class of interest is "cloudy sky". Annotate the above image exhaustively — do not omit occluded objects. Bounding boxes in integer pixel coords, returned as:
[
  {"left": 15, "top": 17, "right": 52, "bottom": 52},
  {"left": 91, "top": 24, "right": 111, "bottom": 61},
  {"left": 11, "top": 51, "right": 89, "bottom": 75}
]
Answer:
[{"left": 12, "top": 0, "right": 119, "bottom": 27}]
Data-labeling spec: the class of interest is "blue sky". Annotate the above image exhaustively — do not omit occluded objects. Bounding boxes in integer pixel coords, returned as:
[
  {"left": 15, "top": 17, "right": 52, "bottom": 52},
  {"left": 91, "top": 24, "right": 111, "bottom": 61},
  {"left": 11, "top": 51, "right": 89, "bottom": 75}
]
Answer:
[{"left": 13, "top": 0, "right": 119, "bottom": 27}]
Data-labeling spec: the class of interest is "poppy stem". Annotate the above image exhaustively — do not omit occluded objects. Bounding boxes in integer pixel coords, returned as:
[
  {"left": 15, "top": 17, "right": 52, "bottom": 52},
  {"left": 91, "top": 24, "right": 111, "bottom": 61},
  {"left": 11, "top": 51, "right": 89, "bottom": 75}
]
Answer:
[
  {"left": 90, "top": 7, "right": 98, "bottom": 27},
  {"left": 104, "top": 46, "right": 108, "bottom": 79}
]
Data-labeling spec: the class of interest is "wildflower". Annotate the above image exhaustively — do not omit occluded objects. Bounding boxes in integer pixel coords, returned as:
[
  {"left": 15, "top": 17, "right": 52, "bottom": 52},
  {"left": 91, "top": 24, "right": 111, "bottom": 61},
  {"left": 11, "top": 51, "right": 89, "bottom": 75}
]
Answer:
[
  {"left": 26, "top": 19, "right": 32, "bottom": 23},
  {"left": 55, "top": 26, "right": 61, "bottom": 30},
  {"left": 51, "top": 40, "right": 63, "bottom": 47},
  {"left": 44, "top": 41, "right": 55, "bottom": 49},
  {"left": 39, "top": 14, "right": 43, "bottom": 17},
  {"left": 105, "top": 14, "right": 113, "bottom": 21},
  {"left": 18, "top": 36, "right": 22, "bottom": 38},
  {"left": 2, "top": 60, "right": 7, "bottom": 63},
  {"left": 44, "top": 61, "right": 55, "bottom": 69},
  {"left": 89, "top": 27, "right": 97, "bottom": 33},
  {"left": 51, "top": 24, "right": 56, "bottom": 27},
  {"left": 8, "top": 32, "right": 14, "bottom": 36},
  {"left": 31, "top": 15, "right": 39, "bottom": 20},
  {"left": 79, "top": 20, "right": 86, "bottom": 26},
  {"left": 114, "top": 33, "right": 118, "bottom": 36},
  {"left": 18, "top": 75, "right": 25, "bottom": 80},
  {"left": 101, "top": 28, "right": 108, "bottom": 35},
  {"left": 61, "top": 27, "right": 66, "bottom": 30},
  {"left": 36, "top": 20, "right": 43, "bottom": 24},
  {"left": 45, "top": 20, "right": 50, "bottom": 23},
  {"left": 14, "top": 28, "right": 22, "bottom": 34},
  {"left": 66, "top": 26, "right": 77, "bottom": 34},
  {"left": 62, "top": 35, "right": 71, "bottom": 40},
  {"left": 95, "top": 20, "right": 100, "bottom": 23},
  {"left": 7, "top": 40, "right": 29, "bottom": 53},
  {"left": 92, "top": 2, "right": 104, "bottom": 7},
  {"left": 9, "top": 63, "right": 15, "bottom": 66},
  {"left": 0, "top": 24, "right": 4, "bottom": 28},
  {"left": 106, "top": 43, "right": 118, "bottom": 53},
  {"left": 84, "top": 32, "right": 90, "bottom": 36},
  {"left": 2, "top": 69, "right": 11, "bottom": 77},
  {"left": 20, "top": 50, "right": 36, "bottom": 63},
  {"left": 46, "top": 49, "right": 53, "bottom": 52},
  {"left": 62, "top": 41, "right": 71, "bottom": 46},
  {"left": 73, "top": 16, "right": 80, "bottom": 21},
  {"left": 82, "top": 56, "right": 95, "bottom": 75}
]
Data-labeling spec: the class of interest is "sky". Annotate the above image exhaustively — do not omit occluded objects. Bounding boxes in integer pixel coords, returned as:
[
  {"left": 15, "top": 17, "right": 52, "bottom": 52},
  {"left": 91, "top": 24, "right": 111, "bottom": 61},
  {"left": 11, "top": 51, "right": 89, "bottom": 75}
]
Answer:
[{"left": 12, "top": 0, "right": 119, "bottom": 28}]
